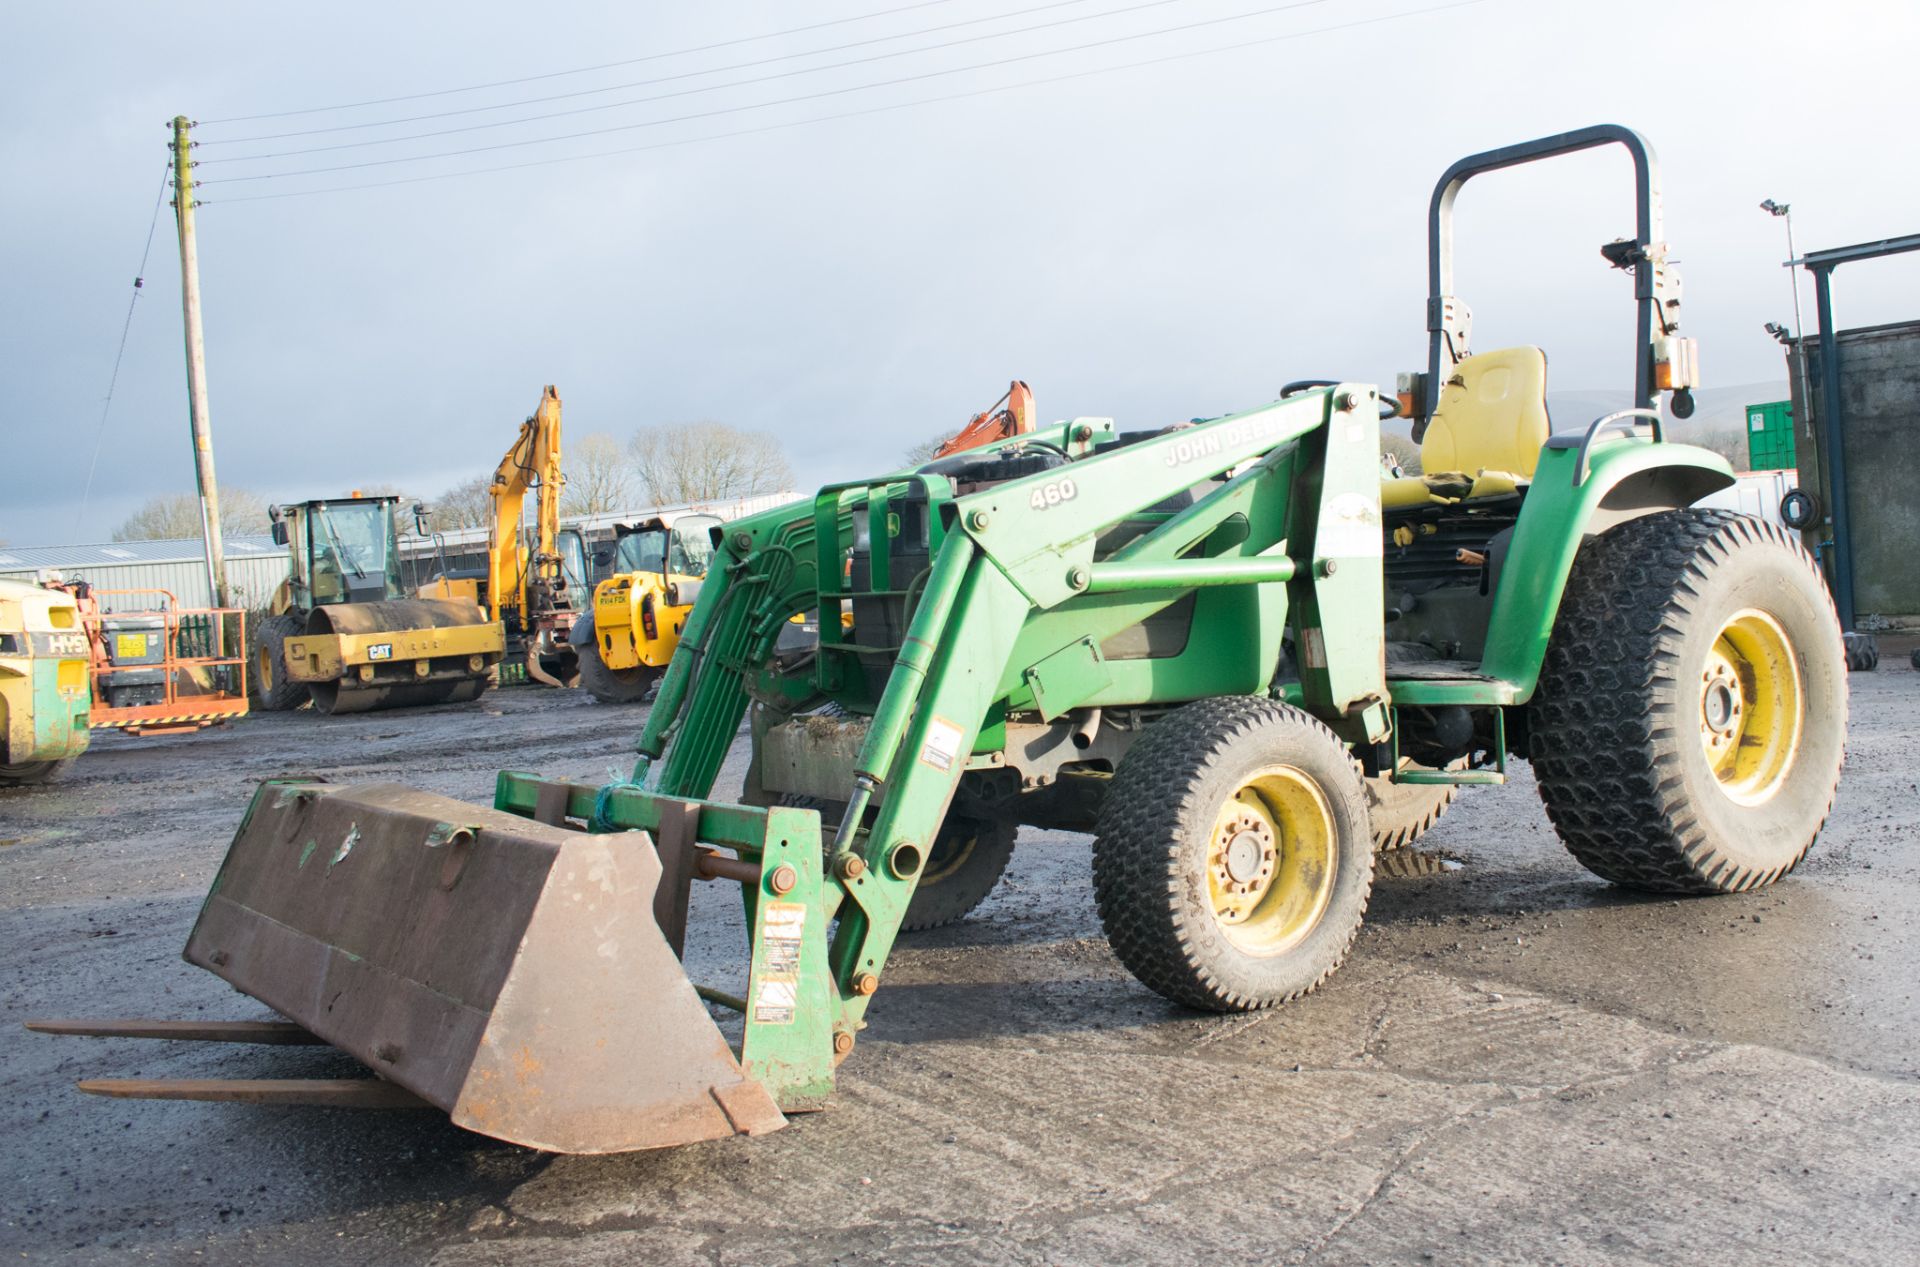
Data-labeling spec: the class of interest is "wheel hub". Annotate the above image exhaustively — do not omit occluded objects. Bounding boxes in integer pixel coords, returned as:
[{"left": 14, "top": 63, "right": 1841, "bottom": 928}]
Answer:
[
  {"left": 1203, "top": 768, "right": 1336, "bottom": 956},
  {"left": 1208, "top": 810, "right": 1277, "bottom": 923},
  {"left": 1697, "top": 608, "right": 1802, "bottom": 806}
]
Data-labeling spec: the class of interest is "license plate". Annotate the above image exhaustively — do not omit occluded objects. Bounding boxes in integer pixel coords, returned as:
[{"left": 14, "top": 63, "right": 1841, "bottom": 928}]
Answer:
[{"left": 367, "top": 643, "right": 393, "bottom": 661}]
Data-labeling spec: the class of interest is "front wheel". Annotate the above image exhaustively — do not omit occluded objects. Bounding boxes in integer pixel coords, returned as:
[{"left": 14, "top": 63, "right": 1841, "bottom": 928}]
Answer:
[
  {"left": 1530, "top": 510, "right": 1847, "bottom": 893},
  {"left": 579, "top": 647, "right": 659, "bottom": 704},
  {"left": 250, "top": 613, "right": 309, "bottom": 712},
  {"left": 1091, "top": 696, "right": 1373, "bottom": 1012}
]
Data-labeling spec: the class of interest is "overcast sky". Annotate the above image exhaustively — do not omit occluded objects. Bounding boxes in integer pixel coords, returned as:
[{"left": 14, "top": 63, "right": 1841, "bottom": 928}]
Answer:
[{"left": 4, "top": 0, "right": 1916, "bottom": 547}]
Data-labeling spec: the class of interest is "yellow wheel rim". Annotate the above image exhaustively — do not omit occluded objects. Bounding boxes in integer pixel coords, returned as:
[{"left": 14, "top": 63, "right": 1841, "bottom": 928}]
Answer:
[
  {"left": 257, "top": 645, "right": 274, "bottom": 690},
  {"left": 1698, "top": 608, "right": 1801, "bottom": 806},
  {"left": 1205, "top": 765, "right": 1337, "bottom": 956}
]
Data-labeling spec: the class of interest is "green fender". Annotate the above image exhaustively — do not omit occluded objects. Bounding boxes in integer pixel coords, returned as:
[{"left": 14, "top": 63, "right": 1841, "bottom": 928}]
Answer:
[
  {"left": 1481, "top": 437, "right": 1733, "bottom": 702},
  {"left": 1393, "top": 437, "right": 1732, "bottom": 708}
]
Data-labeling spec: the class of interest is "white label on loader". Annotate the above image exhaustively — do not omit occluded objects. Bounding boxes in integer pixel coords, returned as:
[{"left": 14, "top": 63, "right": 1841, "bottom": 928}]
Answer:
[
  {"left": 918, "top": 716, "right": 966, "bottom": 772},
  {"left": 754, "top": 901, "right": 806, "bottom": 1022},
  {"left": 752, "top": 979, "right": 797, "bottom": 1025}
]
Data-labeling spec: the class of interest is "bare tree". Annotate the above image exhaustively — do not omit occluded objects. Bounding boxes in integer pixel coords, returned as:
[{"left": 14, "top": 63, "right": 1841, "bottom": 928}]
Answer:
[
  {"left": 628, "top": 422, "right": 794, "bottom": 505},
  {"left": 113, "top": 488, "right": 268, "bottom": 541},
  {"left": 424, "top": 475, "right": 494, "bottom": 531},
  {"left": 562, "top": 432, "right": 636, "bottom": 516},
  {"left": 902, "top": 433, "right": 946, "bottom": 466}
]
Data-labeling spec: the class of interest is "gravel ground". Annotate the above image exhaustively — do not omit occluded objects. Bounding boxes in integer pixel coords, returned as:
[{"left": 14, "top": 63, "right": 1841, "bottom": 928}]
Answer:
[{"left": 2, "top": 664, "right": 1917, "bottom": 1266}]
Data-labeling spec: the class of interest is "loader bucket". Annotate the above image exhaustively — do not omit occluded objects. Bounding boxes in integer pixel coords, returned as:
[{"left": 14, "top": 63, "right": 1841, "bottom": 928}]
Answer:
[{"left": 185, "top": 780, "right": 786, "bottom": 1153}]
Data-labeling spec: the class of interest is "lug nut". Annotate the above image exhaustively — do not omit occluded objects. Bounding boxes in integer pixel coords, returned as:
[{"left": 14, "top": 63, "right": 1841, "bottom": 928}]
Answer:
[
  {"left": 768, "top": 863, "right": 798, "bottom": 895},
  {"left": 967, "top": 510, "right": 990, "bottom": 531},
  {"left": 836, "top": 853, "right": 867, "bottom": 880},
  {"left": 853, "top": 972, "right": 879, "bottom": 996},
  {"left": 732, "top": 531, "right": 753, "bottom": 551},
  {"left": 833, "top": 1031, "right": 856, "bottom": 1055}
]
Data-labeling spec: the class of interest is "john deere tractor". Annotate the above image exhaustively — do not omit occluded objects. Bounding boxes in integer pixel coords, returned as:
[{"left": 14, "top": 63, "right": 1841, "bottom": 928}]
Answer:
[
  {"left": 252, "top": 496, "right": 505, "bottom": 714},
  {"left": 42, "top": 126, "right": 1847, "bottom": 1155}
]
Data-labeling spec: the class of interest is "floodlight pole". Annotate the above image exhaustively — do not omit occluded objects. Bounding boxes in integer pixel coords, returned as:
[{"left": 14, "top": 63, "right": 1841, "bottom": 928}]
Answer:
[{"left": 171, "top": 114, "right": 229, "bottom": 608}]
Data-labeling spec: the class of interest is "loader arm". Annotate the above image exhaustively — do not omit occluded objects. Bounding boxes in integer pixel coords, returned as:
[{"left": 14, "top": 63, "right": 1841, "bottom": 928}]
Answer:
[{"left": 510, "top": 386, "right": 1388, "bottom": 1085}]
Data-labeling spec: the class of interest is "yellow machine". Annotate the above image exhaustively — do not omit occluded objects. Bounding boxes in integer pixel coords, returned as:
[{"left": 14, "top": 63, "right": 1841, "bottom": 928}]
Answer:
[
  {"left": 576, "top": 514, "right": 722, "bottom": 703},
  {"left": 0, "top": 578, "right": 91, "bottom": 784},
  {"left": 421, "top": 385, "right": 587, "bottom": 687},
  {"left": 254, "top": 496, "right": 505, "bottom": 714}
]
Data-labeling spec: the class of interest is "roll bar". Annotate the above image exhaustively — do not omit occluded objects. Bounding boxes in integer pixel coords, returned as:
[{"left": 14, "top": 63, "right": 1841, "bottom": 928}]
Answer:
[{"left": 1421, "top": 124, "right": 1684, "bottom": 433}]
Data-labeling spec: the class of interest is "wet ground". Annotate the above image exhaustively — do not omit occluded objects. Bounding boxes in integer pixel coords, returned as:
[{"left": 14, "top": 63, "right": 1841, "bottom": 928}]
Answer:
[{"left": 2, "top": 666, "right": 1917, "bottom": 1265}]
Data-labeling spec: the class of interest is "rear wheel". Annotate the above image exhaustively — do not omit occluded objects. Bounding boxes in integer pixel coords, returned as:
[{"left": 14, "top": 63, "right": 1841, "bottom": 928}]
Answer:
[
  {"left": 780, "top": 794, "right": 1016, "bottom": 930},
  {"left": 0, "top": 758, "right": 74, "bottom": 787},
  {"left": 250, "top": 614, "right": 309, "bottom": 712},
  {"left": 580, "top": 646, "right": 659, "bottom": 704},
  {"left": 1092, "top": 696, "right": 1373, "bottom": 1012},
  {"left": 901, "top": 817, "right": 1018, "bottom": 931},
  {"left": 1530, "top": 510, "right": 1846, "bottom": 893},
  {"left": 1365, "top": 771, "right": 1457, "bottom": 850}
]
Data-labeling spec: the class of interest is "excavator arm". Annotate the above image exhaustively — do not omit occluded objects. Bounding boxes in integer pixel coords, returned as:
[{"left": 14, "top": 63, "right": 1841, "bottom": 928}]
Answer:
[
  {"left": 487, "top": 385, "right": 578, "bottom": 686},
  {"left": 932, "top": 380, "right": 1034, "bottom": 459}
]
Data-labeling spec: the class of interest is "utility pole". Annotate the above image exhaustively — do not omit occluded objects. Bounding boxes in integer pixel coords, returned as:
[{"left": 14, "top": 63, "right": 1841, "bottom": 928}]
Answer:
[{"left": 170, "top": 115, "right": 228, "bottom": 607}]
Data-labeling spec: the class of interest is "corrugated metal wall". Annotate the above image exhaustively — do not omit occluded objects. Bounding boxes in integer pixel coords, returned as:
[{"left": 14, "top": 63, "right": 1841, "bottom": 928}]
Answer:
[{"left": 0, "top": 556, "right": 290, "bottom": 612}]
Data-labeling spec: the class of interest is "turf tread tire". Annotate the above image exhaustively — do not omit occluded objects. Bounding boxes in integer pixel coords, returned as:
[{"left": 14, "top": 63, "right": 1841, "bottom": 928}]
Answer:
[
  {"left": 1092, "top": 695, "right": 1372, "bottom": 1012},
  {"left": 1529, "top": 509, "right": 1846, "bottom": 894},
  {"left": 1365, "top": 777, "right": 1457, "bottom": 851}
]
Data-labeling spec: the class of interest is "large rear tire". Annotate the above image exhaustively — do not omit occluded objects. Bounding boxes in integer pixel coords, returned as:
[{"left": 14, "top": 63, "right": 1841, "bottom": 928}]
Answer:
[
  {"left": 1530, "top": 510, "right": 1846, "bottom": 893},
  {"left": 901, "top": 817, "right": 1018, "bottom": 932},
  {"left": 250, "top": 614, "right": 309, "bottom": 712},
  {"left": 1365, "top": 772, "right": 1457, "bottom": 850},
  {"left": 780, "top": 794, "right": 1016, "bottom": 931},
  {"left": 1092, "top": 696, "right": 1373, "bottom": 1012},
  {"left": 579, "top": 647, "right": 659, "bottom": 704}
]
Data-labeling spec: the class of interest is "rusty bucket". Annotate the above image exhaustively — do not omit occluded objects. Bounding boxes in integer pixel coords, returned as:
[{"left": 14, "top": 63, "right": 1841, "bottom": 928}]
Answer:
[{"left": 173, "top": 781, "right": 785, "bottom": 1152}]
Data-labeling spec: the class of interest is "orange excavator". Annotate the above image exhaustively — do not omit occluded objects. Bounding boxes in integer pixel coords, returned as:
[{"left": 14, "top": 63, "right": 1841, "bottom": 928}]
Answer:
[{"left": 933, "top": 380, "right": 1035, "bottom": 458}]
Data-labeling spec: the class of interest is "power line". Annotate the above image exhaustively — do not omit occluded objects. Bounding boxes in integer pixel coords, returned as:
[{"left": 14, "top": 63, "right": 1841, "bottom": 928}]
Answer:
[
  {"left": 200, "top": 0, "right": 1196, "bottom": 165},
  {"left": 77, "top": 163, "right": 173, "bottom": 536},
  {"left": 199, "top": 0, "right": 969, "bottom": 125},
  {"left": 206, "top": 0, "right": 1110, "bottom": 147},
  {"left": 199, "top": 0, "right": 1339, "bottom": 186},
  {"left": 208, "top": 0, "right": 1483, "bottom": 205}
]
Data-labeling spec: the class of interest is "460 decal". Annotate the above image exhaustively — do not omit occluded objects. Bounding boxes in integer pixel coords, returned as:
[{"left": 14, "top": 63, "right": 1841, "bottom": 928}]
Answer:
[{"left": 1027, "top": 477, "right": 1078, "bottom": 510}]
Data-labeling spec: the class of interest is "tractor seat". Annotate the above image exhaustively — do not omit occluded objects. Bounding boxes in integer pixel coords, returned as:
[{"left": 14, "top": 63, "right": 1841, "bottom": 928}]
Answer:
[{"left": 1382, "top": 346, "right": 1550, "bottom": 509}]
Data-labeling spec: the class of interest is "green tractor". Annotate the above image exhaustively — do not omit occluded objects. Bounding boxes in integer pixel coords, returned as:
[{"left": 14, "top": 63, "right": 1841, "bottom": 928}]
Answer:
[{"left": 40, "top": 126, "right": 1845, "bottom": 1154}]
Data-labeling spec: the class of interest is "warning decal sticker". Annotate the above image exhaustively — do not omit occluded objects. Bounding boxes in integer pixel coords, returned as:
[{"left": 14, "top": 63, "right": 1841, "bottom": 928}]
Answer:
[
  {"left": 918, "top": 716, "right": 966, "bottom": 772},
  {"left": 753, "top": 900, "right": 807, "bottom": 1023}
]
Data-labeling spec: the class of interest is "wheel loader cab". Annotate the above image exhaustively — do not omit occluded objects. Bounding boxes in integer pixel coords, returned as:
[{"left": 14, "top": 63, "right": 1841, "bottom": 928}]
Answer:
[{"left": 1381, "top": 346, "right": 1550, "bottom": 509}]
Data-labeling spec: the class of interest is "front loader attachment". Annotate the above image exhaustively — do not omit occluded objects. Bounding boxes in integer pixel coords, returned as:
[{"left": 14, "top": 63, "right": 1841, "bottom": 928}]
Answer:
[{"left": 68, "top": 780, "right": 789, "bottom": 1153}]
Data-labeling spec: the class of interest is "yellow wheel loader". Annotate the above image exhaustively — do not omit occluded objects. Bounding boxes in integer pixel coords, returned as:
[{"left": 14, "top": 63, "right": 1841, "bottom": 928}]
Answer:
[
  {"left": 573, "top": 513, "right": 722, "bottom": 703},
  {"left": 254, "top": 496, "right": 505, "bottom": 714}
]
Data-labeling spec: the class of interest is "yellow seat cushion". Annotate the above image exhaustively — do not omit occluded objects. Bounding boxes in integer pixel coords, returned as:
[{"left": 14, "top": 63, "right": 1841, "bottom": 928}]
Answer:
[
  {"left": 1381, "top": 346, "right": 1549, "bottom": 508},
  {"left": 1423, "top": 346, "right": 1550, "bottom": 478}
]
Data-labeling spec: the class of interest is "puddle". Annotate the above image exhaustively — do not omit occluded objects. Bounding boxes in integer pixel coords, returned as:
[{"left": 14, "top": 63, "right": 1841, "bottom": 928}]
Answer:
[{"left": 1375, "top": 848, "right": 1464, "bottom": 879}]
